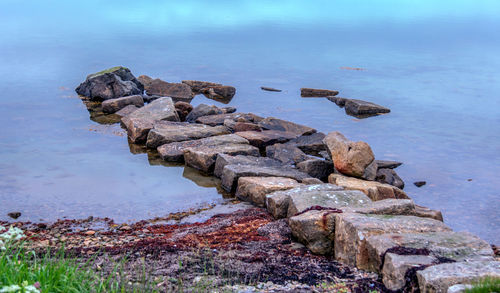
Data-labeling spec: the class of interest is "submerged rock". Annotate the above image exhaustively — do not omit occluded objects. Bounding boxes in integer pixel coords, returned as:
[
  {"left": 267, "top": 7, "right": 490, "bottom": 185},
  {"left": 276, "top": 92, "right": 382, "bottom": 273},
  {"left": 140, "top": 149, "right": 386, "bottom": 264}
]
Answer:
[
  {"left": 329, "top": 173, "right": 408, "bottom": 201},
  {"left": 182, "top": 80, "right": 222, "bottom": 93},
  {"left": 236, "top": 130, "right": 299, "bottom": 149},
  {"left": 236, "top": 177, "right": 302, "bottom": 207},
  {"left": 258, "top": 117, "right": 316, "bottom": 136},
  {"left": 344, "top": 99, "right": 390, "bottom": 116},
  {"left": 76, "top": 66, "right": 144, "bottom": 100},
  {"left": 376, "top": 168, "right": 405, "bottom": 189},
  {"left": 414, "top": 181, "right": 427, "bottom": 187},
  {"left": 301, "top": 88, "right": 339, "bottom": 97},
  {"left": 102, "top": 95, "right": 144, "bottom": 114},
  {"left": 184, "top": 143, "right": 260, "bottom": 173},
  {"left": 266, "top": 143, "right": 311, "bottom": 165}
]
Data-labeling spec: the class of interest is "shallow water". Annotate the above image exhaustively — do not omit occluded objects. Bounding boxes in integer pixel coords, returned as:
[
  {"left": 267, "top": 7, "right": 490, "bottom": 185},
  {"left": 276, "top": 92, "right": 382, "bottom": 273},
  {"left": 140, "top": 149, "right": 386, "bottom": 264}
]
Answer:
[{"left": 1, "top": 1, "right": 499, "bottom": 243}]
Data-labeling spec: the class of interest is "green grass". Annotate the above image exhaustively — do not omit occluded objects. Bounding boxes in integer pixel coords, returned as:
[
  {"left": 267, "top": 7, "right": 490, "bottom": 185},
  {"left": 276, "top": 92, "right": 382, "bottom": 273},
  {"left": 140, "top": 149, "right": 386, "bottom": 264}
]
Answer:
[
  {"left": 465, "top": 277, "right": 500, "bottom": 293},
  {"left": 88, "top": 66, "right": 128, "bottom": 78}
]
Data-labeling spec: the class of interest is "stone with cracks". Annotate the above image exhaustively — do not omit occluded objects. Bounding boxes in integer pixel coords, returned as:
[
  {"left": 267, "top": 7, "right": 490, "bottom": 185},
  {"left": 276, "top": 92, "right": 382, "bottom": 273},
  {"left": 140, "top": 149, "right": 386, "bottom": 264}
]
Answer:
[
  {"left": 301, "top": 88, "right": 339, "bottom": 97},
  {"left": 296, "top": 159, "right": 334, "bottom": 181},
  {"left": 416, "top": 261, "right": 500, "bottom": 293},
  {"left": 235, "top": 177, "right": 302, "bottom": 207},
  {"left": 146, "top": 121, "right": 230, "bottom": 149},
  {"left": 344, "top": 99, "right": 390, "bottom": 116},
  {"left": 382, "top": 253, "right": 437, "bottom": 291},
  {"left": 115, "top": 105, "right": 139, "bottom": 117},
  {"left": 121, "top": 97, "right": 179, "bottom": 143},
  {"left": 184, "top": 144, "right": 260, "bottom": 173},
  {"left": 76, "top": 66, "right": 144, "bottom": 100},
  {"left": 258, "top": 117, "right": 316, "bottom": 136},
  {"left": 266, "top": 143, "right": 311, "bottom": 165},
  {"left": 334, "top": 213, "right": 451, "bottom": 267},
  {"left": 213, "top": 154, "right": 285, "bottom": 178},
  {"left": 323, "top": 131, "right": 377, "bottom": 180},
  {"left": 376, "top": 168, "right": 405, "bottom": 189},
  {"left": 157, "top": 134, "right": 249, "bottom": 162},
  {"left": 196, "top": 113, "right": 263, "bottom": 126},
  {"left": 236, "top": 130, "right": 299, "bottom": 149},
  {"left": 285, "top": 132, "right": 327, "bottom": 155},
  {"left": 182, "top": 80, "right": 222, "bottom": 93},
  {"left": 102, "top": 95, "right": 144, "bottom": 113},
  {"left": 329, "top": 174, "right": 409, "bottom": 201}
]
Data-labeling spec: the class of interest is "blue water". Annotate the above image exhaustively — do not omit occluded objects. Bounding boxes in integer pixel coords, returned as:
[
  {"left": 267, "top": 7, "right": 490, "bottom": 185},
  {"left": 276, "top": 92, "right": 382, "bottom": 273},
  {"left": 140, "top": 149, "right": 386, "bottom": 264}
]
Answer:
[{"left": 1, "top": 1, "right": 499, "bottom": 243}]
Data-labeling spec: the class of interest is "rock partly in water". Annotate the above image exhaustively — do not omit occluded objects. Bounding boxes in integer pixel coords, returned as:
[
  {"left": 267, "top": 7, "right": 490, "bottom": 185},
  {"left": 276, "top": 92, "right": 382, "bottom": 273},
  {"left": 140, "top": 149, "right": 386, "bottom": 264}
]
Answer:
[
  {"left": 157, "top": 134, "right": 249, "bottom": 162},
  {"left": 414, "top": 181, "right": 427, "bottom": 187},
  {"left": 413, "top": 205, "right": 444, "bottom": 222},
  {"left": 236, "top": 130, "right": 299, "bottom": 149},
  {"left": 182, "top": 80, "right": 222, "bottom": 93},
  {"left": 115, "top": 105, "right": 139, "bottom": 117},
  {"left": 266, "top": 143, "right": 311, "bottom": 165},
  {"left": 323, "top": 131, "right": 377, "bottom": 180},
  {"left": 375, "top": 160, "right": 403, "bottom": 169},
  {"left": 296, "top": 159, "right": 334, "bottom": 181},
  {"left": 344, "top": 99, "right": 390, "bottom": 116},
  {"left": 7, "top": 212, "right": 21, "bottom": 219},
  {"left": 102, "top": 95, "right": 144, "bottom": 114},
  {"left": 146, "top": 121, "right": 230, "bottom": 149},
  {"left": 213, "top": 154, "right": 285, "bottom": 178},
  {"left": 185, "top": 104, "right": 224, "bottom": 123},
  {"left": 261, "top": 86, "right": 282, "bottom": 92},
  {"left": 258, "top": 117, "right": 316, "bottom": 136},
  {"left": 174, "top": 101, "right": 193, "bottom": 122},
  {"left": 184, "top": 144, "right": 260, "bottom": 173},
  {"left": 376, "top": 168, "right": 405, "bottom": 189},
  {"left": 236, "top": 176, "right": 302, "bottom": 207},
  {"left": 301, "top": 88, "right": 339, "bottom": 97},
  {"left": 200, "top": 85, "right": 236, "bottom": 100},
  {"left": 285, "top": 132, "right": 326, "bottom": 156},
  {"left": 327, "top": 96, "right": 348, "bottom": 106},
  {"left": 329, "top": 173, "right": 408, "bottom": 201},
  {"left": 141, "top": 76, "right": 193, "bottom": 102},
  {"left": 76, "top": 66, "right": 144, "bottom": 100},
  {"left": 121, "top": 97, "right": 179, "bottom": 143}
]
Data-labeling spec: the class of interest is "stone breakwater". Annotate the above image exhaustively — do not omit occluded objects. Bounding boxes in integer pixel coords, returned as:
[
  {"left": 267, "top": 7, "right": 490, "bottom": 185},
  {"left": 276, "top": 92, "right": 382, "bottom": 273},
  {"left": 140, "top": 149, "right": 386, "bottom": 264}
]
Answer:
[{"left": 75, "top": 66, "right": 500, "bottom": 292}]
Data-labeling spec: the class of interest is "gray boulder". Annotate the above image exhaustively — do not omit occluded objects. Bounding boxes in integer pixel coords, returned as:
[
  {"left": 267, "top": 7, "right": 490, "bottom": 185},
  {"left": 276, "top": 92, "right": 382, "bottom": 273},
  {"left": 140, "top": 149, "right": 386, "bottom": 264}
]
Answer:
[
  {"left": 375, "top": 160, "right": 403, "bottom": 169},
  {"left": 236, "top": 177, "right": 302, "bottom": 207},
  {"left": 115, "top": 105, "right": 139, "bottom": 117}
]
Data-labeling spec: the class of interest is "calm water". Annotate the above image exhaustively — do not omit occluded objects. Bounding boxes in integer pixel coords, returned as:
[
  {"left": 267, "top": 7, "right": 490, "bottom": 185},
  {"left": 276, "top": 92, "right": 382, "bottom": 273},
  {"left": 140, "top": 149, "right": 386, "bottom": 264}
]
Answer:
[{"left": 1, "top": 1, "right": 499, "bottom": 243}]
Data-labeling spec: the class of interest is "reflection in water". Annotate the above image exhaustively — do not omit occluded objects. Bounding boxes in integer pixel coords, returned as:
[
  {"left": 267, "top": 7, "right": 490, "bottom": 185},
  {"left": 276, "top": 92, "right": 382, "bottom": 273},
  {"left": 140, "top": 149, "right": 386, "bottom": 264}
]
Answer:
[{"left": 81, "top": 98, "right": 122, "bottom": 125}]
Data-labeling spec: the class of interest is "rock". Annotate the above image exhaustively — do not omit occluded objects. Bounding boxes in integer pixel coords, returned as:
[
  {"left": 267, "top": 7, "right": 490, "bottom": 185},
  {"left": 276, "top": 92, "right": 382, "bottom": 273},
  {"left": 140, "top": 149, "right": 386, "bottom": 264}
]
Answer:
[
  {"left": 447, "top": 284, "right": 473, "bottom": 293},
  {"left": 143, "top": 78, "right": 193, "bottom": 102},
  {"left": 327, "top": 96, "right": 348, "bottom": 106},
  {"left": 364, "top": 231, "right": 494, "bottom": 274},
  {"left": 266, "top": 192, "right": 290, "bottom": 219},
  {"left": 334, "top": 213, "right": 451, "bottom": 267},
  {"left": 222, "top": 106, "right": 237, "bottom": 114},
  {"left": 7, "top": 212, "right": 21, "bottom": 219},
  {"left": 184, "top": 144, "right": 260, "bottom": 173},
  {"left": 236, "top": 130, "right": 299, "bottom": 149},
  {"left": 266, "top": 144, "right": 311, "bottom": 165},
  {"left": 235, "top": 177, "right": 302, "bottom": 207},
  {"left": 157, "top": 134, "right": 249, "bottom": 162},
  {"left": 115, "top": 105, "right": 139, "bottom": 117},
  {"left": 214, "top": 154, "right": 284, "bottom": 178},
  {"left": 301, "top": 178, "right": 324, "bottom": 185},
  {"left": 138, "top": 75, "right": 154, "bottom": 88},
  {"left": 329, "top": 173, "right": 409, "bottom": 201},
  {"left": 174, "top": 101, "right": 193, "bottom": 122},
  {"left": 323, "top": 131, "right": 377, "bottom": 180},
  {"left": 121, "top": 97, "right": 179, "bottom": 143},
  {"left": 376, "top": 168, "right": 405, "bottom": 189},
  {"left": 261, "top": 86, "right": 281, "bottom": 92},
  {"left": 223, "top": 119, "right": 237, "bottom": 130},
  {"left": 375, "top": 160, "right": 403, "bottom": 169},
  {"left": 101, "top": 95, "right": 144, "bottom": 113},
  {"left": 296, "top": 159, "right": 334, "bottom": 181},
  {"left": 285, "top": 132, "right": 326, "bottom": 155},
  {"left": 318, "top": 151, "right": 332, "bottom": 161},
  {"left": 414, "top": 181, "right": 427, "bottom": 187},
  {"left": 413, "top": 205, "right": 444, "bottom": 222},
  {"left": 344, "top": 99, "right": 390, "bottom": 116},
  {"left": 146, "top": 121, "right": 230, "bottom": 149},
  {"left": 200, "top": 85, "right": 236, "bottom": 100},
  {"left": 220, "top": 164, "right": 312, "bottom": 192},
  {"left": 185, "top": 104, "right": 224, "bottom": 122},
  {"left": 382, "top": 253, "right": 437, "bottom": 291},
  {"left": 196, "top": 113, "right": 263, "bottom": 126},
  {"left": 76, "top": 66, "right": 144, "bottom": 100},
  {"left": 182, "top": 80, "right": 222, "bottom": 93},
  {"left": 233, "top": 122, "right": 262, "bottom": 132},
  {"left": 258, "top": 117, "right": 316, "bottom": 136},
  {"left": 301, "top": 88, "right": 339, "bottom": 97},
  {"left": 417, "top": 261, "right": 500, "bottom": 293},
  {"left": 289, "top": 210, "right": 337, "bottom": 255}
]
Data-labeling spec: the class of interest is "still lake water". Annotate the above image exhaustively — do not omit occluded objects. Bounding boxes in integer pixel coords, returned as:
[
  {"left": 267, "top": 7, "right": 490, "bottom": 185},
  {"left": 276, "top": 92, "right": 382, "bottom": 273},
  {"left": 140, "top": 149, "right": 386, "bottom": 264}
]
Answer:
[{"left": 1, "top": 1, "right": 499, "bottom": 243}]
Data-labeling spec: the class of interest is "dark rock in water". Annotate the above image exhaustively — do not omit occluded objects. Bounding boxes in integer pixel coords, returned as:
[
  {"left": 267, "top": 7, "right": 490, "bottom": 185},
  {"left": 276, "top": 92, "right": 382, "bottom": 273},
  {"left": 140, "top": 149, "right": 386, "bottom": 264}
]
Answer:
[
  {"left": 233, "top": 122, "right": 262, "bottom": 132},
  {"left": 286, "top": 132, "right": 326, "bottom": 155},
  {"left": 174, "top": 101, "right": 193, "bottom": 122},
  {"left": 261, "top": 86, "right": 282, "bottom": 92},
  {"left": 196, "top": 113, "right": 263, "bottom": 126},
  {"left": 182, "top": 80, "right": 222, "bottom": 93},
  {"left": 200, "top": 85, "right": 236, "bottom": 100},
  {"left": 214, "top": 154, "right": 285, "bottom": 178},
  {"left": 121, "top": 97, "right": 179, "bottom": 143},
  {"left": 327, "top": 96, "right": 348, "bottom": 106},
  {"left": 102, "top": 95, "right": 144, "bottom": 114},
  {"left": 414, "top": 181, "right": 427, "bottom": 187},
  {"left": 376, "top": 168, "right": 405, "bottom": 189},
  {"left": 344, "top": 99, "right": 390, "bottom": 116},
  {"left": 266, "top": 143, "right": 310, "bottom": 165},
  {"left": 143, "top": 77, "right": 194, "bottom": 102},
  {"left": 75, "top": 66, "right": 144, "bottom": 100},
  {"left": 7, "top": 212, "right": 21, "bottom": 219},
  {"left": 236, "top": 130, "right": 299, "bottom": 149},
  {"left": 115, "top": 105, "right": 139, "bottom": 117},
  {"left": 301, "top": 88, "right": 339, "bottom": 97},
  {"left": 185, "top": 104, "right": 223, "bottom": 123},
  {"left": 184, "top": 143, "right": 260, "bottom": 173},
  {"left": 296, "top": 158, "right": 334, "bottom": 181},
  {"left": 375, "top": 160, "right": 403, "bottom": 169},
  {"left": 258, "top": 117, "right": 316, "bottom": 136}
]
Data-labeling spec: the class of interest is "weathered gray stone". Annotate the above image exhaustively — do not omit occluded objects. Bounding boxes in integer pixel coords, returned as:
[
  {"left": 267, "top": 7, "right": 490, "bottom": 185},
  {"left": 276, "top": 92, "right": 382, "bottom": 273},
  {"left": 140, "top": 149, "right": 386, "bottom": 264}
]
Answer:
[
  {"left": 157, "top": 134, "right": 249, "bottom": 162},
  {"left": 214, "top": 154, "right": 284, "bottom": 178},
  {"left": 115, "top": 104, "right": 139, "bottom": 117},
  {"left": 447, "top": 284, "right": 473, "bottom": 293},
  {"left": 184, "top": 144, "right": 259, "bottom": 173},
  {"left": 323, "top": 131, "right": 377, "bottom": 180},
  {"left": 289, "top": 210, "right": 337, "bottom": 255},
  {"left": 266, "top": 191, "right": 290, "bottom": 219},
  {"left": 285, "top": 132, "right": 326, "bottom": 155},
  {"left": 236, "top": 130, "right": 299, "bottom": 149},
  {"left": 236, "top": 177, "right": 302, "bottom": 207},
  {"left": 376, "top": 168, "right": 405, "bottom": 189},
  {"left": 334, "top": 213, "right": 451, "bottom": 267},
  {"left": 76, "top": 66, "right": 144, "bottom": 100},
  {"left": 375, "top": 160, "right": 403, "bottom": 169},
  {"left": 417, "top": 261, "right": 500, "bottom": 293},
  {"left": 344, "top": 99, "right": 390, "bottom": 116},
  {"left": 182, "top": 80, "right": 222, "bottom": 93},
  {"left": 296, "top": 159, "right": 334, "bottom": 181},
  {"left": 121, "top": 97, "right": 179, "bottom": 143},
  {"left": 301, "top": 88, "right": 339, "bottom": 97},
  {"left": 382, "top": 253, "right": 437, "bottom": 291},
  {"left": 266, "top": 143, "right": 311, "bottom": 165},
  {"left": 102, "top": 95, "right": 144, "bottom": 113},
  {"left": 196, "top": 113, "right": 263, "bottom": 126},
  {"left": 258, "top": 117, "right": 316, "bottom": 136},
  {"left": 329, "top": 173, "right": 409, "bottom": 201},
  {"left": 146, "top": 121, "right": 230, "bottom": 149}
]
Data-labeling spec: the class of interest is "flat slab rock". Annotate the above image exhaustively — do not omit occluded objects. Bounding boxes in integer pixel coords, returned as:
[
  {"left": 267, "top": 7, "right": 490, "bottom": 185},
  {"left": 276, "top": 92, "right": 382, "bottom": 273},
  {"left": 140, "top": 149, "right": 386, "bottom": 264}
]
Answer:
[
  {"left": 301, "top": 88, "right": 339, "bottom": 97},
  {"left": 236, "top": 130, "right": 299, "bottom": 148},
  {"left": 344, "top": 99, "right": 390, "bottom": 116},
  {"left": 296, "top": 158, "right": 334, "bottom": 181},
  {"left": 329, "top": 173, "right": 408, "bottom": 201},
  {"left": 196, "top": 112, "right": 263, "bottom": 126},
  {"left": 334, "top": 213, "right": 451, "bottom": 267},
  {"left": 375, "top": 160, "right": 403, "bottom": 169},
  {"left": 258, "top": 117, "right": 316, "bottom": 136},
  {"left": 157, "top": 134, "right": 249, "bottom": 162},
  {"left": 102, "top": 95, "right": 144, "bottom": 113},
  {"left": 285, "top": 132, "right": 326, "bottom": 155},
  {"left": 416, "top": 261, "right": 500, "bottom": 293},
  {"left": 236, "top": 176, "right": 302, "bottom": 207},
  {"left": 142, "top": 77, "right": 194, "bottom": 100},
  {"left": 266, "top": 143, "right": 311, "bottom": 165},
  {"left": 185, "top": 104, "right": 236, "bottom": 123},
  {"left": 214, "top": 154, "right": 285, "bottom": 178},
  {"left": 184, "top": 143, "right": 260, "bottom": 173},
  {"left": 146, "top": 121, "right": 230, "bottom": 149},
  {"left": 121, "top": 97, "right": 179, "bottom": 143},
  {"left": 115, "top": 104, "right": 139, "bottom": 117}
]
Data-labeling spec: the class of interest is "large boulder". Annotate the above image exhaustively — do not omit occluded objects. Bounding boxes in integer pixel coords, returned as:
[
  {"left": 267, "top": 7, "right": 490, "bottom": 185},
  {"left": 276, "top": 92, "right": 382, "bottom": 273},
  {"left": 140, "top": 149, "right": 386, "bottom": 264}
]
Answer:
[
  {"left": 235, "top": 177, "right": 302, "bottom": 207},
  {"left": 236, "top": 130, "right": 299, "bottom": 149},
  {"left": 76, "top": 66, "right": 144, "bottom": 100},
  {"left": 258, "top": 117, "right": 316, "bottom": 136},
  {"left": 196, "top": 112, "right": 263, "bottom": 126},
  {"left": 323, "top": 131, "right": 377, "bottom": 180},
  {"left": 121, "top": 97, "right": 179, "bottom": 143},
  {"left": 214, "top": 154, "right": 284, "bottom": 178},
  {"left": 296, "top": 159, "right": 334, "bottom": 181},
  {"left": 184, "top": 144, "right": 259, "bottom": 173},
  {"left": 329, "top": 173, "right": 408, "bottom": 201},
  {"left": 376, "top": 168, "right": 405, "bottom": 189},
  {"left": 182, "top": 80, "right": 222, "bottom": 93},
  {"left": 285, "top": 132, "right": 326, "bottom": 155},
  {"left": 344, "top": 99, "right": 390, "bottom": 116},
  {"left": 102, "top": 95, "right": 144, "bottom": 114},
  {"left": 157, "top": 134, "right": 249, "bottom": 162},
  {"left": 300, "top": 88, "right": 339, "bottom": 97},
  {"left": 146, "top": 121, "right": 230, "bottom": 149},
  {"left": 265, "top": 143, "right": 311, "bottom": 165}
]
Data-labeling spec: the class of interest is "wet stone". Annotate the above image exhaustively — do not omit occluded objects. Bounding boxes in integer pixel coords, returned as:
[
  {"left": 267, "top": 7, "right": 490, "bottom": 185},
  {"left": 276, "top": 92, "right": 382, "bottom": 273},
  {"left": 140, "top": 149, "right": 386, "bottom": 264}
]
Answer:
[
  {"left": 214, "top": 154, "right": 285, "bottom": 178},
  {"left": 412, "top": 205, "right": 444, "bottom": 221},
  {"left": 236, "top": 130, "right": 299, "bottom": 149},
  {"left": 196, "top": 112, "right": 263, "bottom": 126},
  {"left": 327, "top": 96, "right": 348, "bottom": 106},
  {"left": 184, "top": 143, "right": 260, "bottom": 173},
  {"left": 376, "top": 168, "right": 405, "bottom": 189},
  {"left": 296, "top": 158, "right": 334, "bottom": 181},
  {"left": 414, "top": 181, "right": 427, "bottom": 187},
  {"left": 285, "top": 132, "right": 326, "bottom": 155},
  {"left": 329, "top": 173, "right": 409, "bottom": 201},
  {"left": 344, "top": 99, "right": 390, "bottom": 116},
  {"left": 102, "top": 95, "right": 144, "bottom": 113},
  {"left": 261, "top": 86, "right": 282, "bottom": 92},
  {"left": 235, "top": 177, "right": 302, "bottom": 207},
  {"left": 375, "top": 160, "right": 403, "bottom": 170},
  {"left": 301, "top": 88, "right": 339, "bottom": 97},
  {"left": 258, "top": 117, "right": 317, "bottom": 136},
  {"left": 266, "top": 143, "right": 311, "bottom": 165}
]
